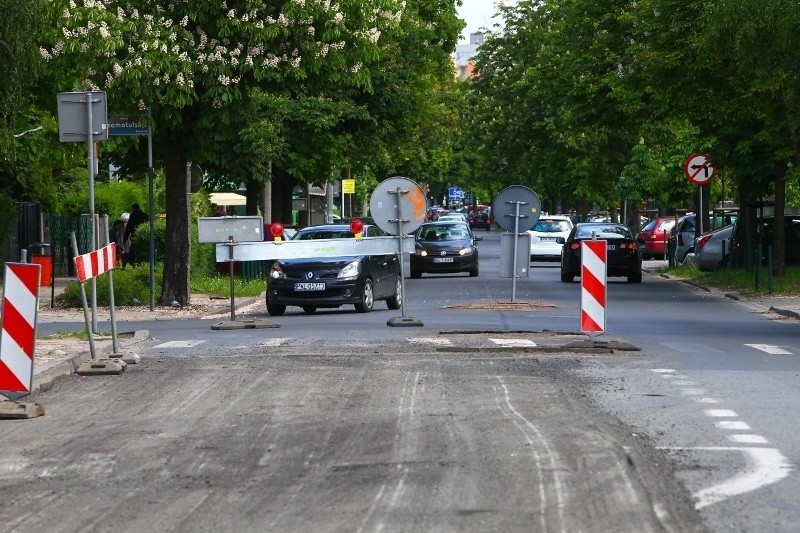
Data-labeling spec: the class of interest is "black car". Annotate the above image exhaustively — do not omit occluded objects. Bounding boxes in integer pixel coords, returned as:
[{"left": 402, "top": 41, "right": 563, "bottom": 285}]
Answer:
[
  {"left": 731, "top": 215, "right": 800, "bottom": 266},
  {"left": 559, "top": 223, "right": 642, "bottom": 283},
  {"left": 265, "top": 224, "right": 401, "bottom": 316},
  {"left": 468, "top": 208, "right": 492, "bottom": 230},
  {"left": 410, "top": 222, "right": 481, "bottom": 278}
]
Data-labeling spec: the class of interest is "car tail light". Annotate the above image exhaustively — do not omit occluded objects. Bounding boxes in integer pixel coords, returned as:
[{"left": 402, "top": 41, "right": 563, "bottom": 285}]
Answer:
[
  {"left": 571, "top": 242, "right": 581, "bottom": 250},
  {"left": 696, "top": 234, "right": 712, "bottom": 251},
  {"left": 622, "top": 241, "right": 637, "bottom": 250}
]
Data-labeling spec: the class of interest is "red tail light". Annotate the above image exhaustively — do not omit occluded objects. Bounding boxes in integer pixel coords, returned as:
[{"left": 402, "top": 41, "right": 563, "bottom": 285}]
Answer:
[
  {"left": 696, "top": 234, "right": 712, "bottom": 251},
  {"left": 622, "top": 241, "right": 637, "bottom": 250},
  {"left": 571, "top": 242, "right": 581, "bottom": 250}
]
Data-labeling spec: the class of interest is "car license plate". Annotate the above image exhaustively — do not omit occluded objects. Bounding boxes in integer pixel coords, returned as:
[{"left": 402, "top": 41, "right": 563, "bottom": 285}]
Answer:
[
  {"left": 433, "top": 257, "right": 454, "bottom": 263},
  {"left": 294, "top": 282, "right": 325, "bottom": 291},
  {"left": 607, "top": 245, "right": 616, "bottom": 250},
  {"left": 541, "top": 237, "right": 557, "bottom": 242}
]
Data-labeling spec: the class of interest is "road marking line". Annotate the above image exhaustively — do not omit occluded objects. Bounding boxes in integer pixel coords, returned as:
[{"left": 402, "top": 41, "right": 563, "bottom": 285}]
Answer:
[
  {"left": 152, "top": 340, "right": 207, "bottom": 348},
  {"left": 704, "top": 409, "right": 738, "bottom": 418},
  {"left": 659, "top": 342, "right": 723, "bottom": 354},
  {"left": 696, "top": 398, "right": 720, "bottom": 404},
  {"left": 728, "top": 434, "right": 769, "bottom": 444},
  {"left": 407, "top": 337, "right": 453, "bottom": 346},
  {"left": 716, "top": 421, "right": 751, "bottom": 430},
  {"left": 680, "top": 389, "right": 706, "bottom": 396},
  {"left": 495, "top": 376, "right": 566, "bottom": 529},
  {"left": 673, "top": 380, "right": 695, "bottom": 386},
  {"left": 489, "top": 338, "right": 537, "bottom": 347},
  {"left": 651, "top": 368, "right": 676, "bottom": 373},
  {"left": 660, "top": 447, "right": 792, "bottom": 509},
  {"left": 745, "top": 344, "right": 792, "bottom": 355},
  {"left": 258, "top": 338, "right": 291, "bottom": 347}
]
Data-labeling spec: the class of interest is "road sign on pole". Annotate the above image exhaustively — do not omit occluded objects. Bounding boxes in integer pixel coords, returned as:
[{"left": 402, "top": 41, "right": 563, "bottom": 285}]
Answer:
[{"left": 683, "top": 152, "right": 715, "bottom": 185}]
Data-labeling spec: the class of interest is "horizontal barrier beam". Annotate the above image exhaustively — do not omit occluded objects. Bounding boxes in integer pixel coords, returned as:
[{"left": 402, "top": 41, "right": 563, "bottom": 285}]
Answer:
[{"left": 215, "top": 236, "right": 415, "bottom": 262}]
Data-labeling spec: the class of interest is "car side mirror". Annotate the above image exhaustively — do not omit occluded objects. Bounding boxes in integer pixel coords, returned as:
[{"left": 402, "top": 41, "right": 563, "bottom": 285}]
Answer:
[
  {"left": 473, "top": 235, "right": 483, "bottom": 242},
  {"left": 555, "top": 237, "right": 566, "bottom": 244}
]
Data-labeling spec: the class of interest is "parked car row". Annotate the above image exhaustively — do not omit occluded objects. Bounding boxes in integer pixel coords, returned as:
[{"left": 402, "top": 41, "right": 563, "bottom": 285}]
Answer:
[{"left": 683, "top": 214, "right": 800, "bottom": 272}]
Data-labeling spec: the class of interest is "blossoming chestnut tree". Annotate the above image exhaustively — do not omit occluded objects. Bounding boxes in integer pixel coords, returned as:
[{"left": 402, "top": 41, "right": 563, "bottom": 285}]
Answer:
[{"left": 42, "top": 0, "right": 406, "bottom": 305}]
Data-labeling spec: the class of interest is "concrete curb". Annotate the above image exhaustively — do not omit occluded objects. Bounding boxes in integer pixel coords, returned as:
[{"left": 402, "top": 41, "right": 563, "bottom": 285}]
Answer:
[{"left": 769, "top": 307, "right": 800, "bottom": 320}]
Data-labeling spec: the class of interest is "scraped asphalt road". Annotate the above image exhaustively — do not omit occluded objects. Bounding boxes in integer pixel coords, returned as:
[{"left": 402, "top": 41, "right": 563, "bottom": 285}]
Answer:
[{"left": 0, "top": 345, "right": 704, "bottom": 532}]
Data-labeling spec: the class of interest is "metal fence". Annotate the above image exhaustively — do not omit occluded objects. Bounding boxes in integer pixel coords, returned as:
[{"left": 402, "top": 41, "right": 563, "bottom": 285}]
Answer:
[{"left": 49, "top": 215, "right": 94, "bottom": 276}]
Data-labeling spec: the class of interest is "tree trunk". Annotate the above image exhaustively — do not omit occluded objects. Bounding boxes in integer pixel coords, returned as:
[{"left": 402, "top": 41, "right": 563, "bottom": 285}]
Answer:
[
  {"left": 772, "top": 160, "right": 786, "bottom": 276},
  {"left": 160, "top": 127, "right": 190, "bottom": 306},
  {"left": 245, "top": 178, "right": 260, "bottom": 216}
]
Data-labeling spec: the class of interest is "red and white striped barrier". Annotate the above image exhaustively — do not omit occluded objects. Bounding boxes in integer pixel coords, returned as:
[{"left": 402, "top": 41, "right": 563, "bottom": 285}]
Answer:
[
  {"left": 0, "top": 263, "right": 41, "bottom": 399},
  {"left": 581, "top": 240, "right": 607, "bottom": 334},
  {"left": 74, "top": 243, "right": 117, "bottom": 282}
]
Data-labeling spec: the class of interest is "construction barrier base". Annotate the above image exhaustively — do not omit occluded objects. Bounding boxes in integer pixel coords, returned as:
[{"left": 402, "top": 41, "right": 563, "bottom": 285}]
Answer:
[
  {"left": 76, "top": 359, "right": 127, "bottom": 376},
  {"left": 387, "top": 316, "right": 424, "bottom": 327},
  {"left": 0, "top": 401, "right": 45, "bottom": 419},
  {"left": 211, "top": 320, "right": 280, "bottom": 330}
]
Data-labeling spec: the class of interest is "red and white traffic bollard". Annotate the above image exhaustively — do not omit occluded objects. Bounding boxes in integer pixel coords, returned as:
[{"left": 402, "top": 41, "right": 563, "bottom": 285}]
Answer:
[{"left": 580, "top": 240, "right": 607, "bottom": 334}]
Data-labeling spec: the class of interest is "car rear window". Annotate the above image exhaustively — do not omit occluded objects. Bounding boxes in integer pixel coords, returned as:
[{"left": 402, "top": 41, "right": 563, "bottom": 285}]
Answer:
[
  {"left": 575, "top": 225, "right": 633, "bottom": 239},
  {"left": 533, "top": 220, "right": 571, "bottom": 232}
]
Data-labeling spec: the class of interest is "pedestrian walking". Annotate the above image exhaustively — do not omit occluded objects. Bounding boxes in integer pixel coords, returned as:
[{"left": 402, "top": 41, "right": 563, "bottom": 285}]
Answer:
[{"left": 123, "top": 203, "right": 148, "bottom": 264}]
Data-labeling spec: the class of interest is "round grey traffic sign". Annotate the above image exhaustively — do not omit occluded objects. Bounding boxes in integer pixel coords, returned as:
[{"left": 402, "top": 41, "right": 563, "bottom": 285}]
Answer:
[
  {"left": 369, "top": 177, "right": 426, "bottom": 235},
  {"left": 492, "top": 185, "right": 542, "bottom": 232}
]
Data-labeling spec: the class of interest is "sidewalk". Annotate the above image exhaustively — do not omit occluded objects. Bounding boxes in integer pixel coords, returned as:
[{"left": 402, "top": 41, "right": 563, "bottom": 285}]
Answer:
[{"left": 2, "top": 275, "right": 262, "bottom": 396}]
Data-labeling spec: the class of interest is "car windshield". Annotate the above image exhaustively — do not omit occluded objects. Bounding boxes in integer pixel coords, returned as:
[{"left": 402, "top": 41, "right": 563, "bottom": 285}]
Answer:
[
  {"left": 575, "top": 225, "right": 632, "bottom": 239},
  {"left": 532, "top": 220, "right": 571, "bottom": 232},
  {"left": 418, "top": 225, "right": 470, "bottom": 241}
]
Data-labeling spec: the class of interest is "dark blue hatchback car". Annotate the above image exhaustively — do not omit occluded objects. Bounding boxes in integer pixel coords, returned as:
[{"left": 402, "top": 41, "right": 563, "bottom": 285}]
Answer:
[{"left": 265, "top": 224, "right": 401, "bottom": 316}]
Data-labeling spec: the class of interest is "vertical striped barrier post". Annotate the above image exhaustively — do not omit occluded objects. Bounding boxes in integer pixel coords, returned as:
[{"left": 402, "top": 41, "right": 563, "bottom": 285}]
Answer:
[
  {"left": 0, "top": 262, "right": 45, "bottom": 418},
  {"left": 580, "top": 240, "right": 607, "bottom": 335}
]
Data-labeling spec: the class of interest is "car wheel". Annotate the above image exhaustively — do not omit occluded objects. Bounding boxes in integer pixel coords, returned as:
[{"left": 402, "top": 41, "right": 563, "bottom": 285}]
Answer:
[
  {"left": 355, "top": 278, "right": 374, "bottom": 312},
  {"left": 469, "top": 263, "right": 479, "bottom": 277},
  {"left": 386, "top": 276, "right": 402, "bottom": 310},
  {"left": 627, "top": 272, "right": 642, "bottom": 283},
  {"left": 410, "top": 268, "right": 422, "bottom": 279},
  {"left": 267, "top": 304, "right": 286, "bottom": 316},
  {"left": 301, "top": 306, "right": 317, "bottom": 314},
  {"left": 560, "top": 269, "right": 574, "bottom": 283},
  {"left": 642, "top": 253, "right": 652, "bottom": 260}
]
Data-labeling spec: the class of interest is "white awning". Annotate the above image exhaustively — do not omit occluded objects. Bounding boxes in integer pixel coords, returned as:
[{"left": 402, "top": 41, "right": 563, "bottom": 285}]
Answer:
[{"left": 209, "top": 192, "right": 247, "bottom": 206}]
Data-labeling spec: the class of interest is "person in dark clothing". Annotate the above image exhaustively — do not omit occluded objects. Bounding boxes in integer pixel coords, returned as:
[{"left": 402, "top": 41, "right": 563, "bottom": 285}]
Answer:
[
  {"left": 123, "top": 203, "right": 149, "bottom": 264},
  {"left": 109, "top": 219, "right": 127, "bottom": 266}
]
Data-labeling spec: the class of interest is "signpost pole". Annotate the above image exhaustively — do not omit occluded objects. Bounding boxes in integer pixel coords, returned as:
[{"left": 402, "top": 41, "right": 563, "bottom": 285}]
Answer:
[
  {"left": 228, "top": 236, "right": 236, "bottom": 321},
  {"left": 511, "top": 201, "right": 521, "bottom": 303},
  {"left": 86, "top": 94, "right": 99, "bottom": 334},
  {"left": 148, "top": 123, "right": 155, "bottom": 311},
  {"left": 394, "top": 186, "right": 408, "bottom": 319}
]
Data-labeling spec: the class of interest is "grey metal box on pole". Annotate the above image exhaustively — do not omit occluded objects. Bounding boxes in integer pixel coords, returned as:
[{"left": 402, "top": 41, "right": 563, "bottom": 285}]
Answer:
[{"left": 501, "top": 233, "right": 531, "bottom": 278}]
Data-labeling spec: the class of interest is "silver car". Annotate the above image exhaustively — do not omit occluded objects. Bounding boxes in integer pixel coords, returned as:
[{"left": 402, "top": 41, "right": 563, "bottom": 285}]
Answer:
[
  {"left": 670, "top": 214, "right": 696, "bottom": 263},
  {"left": 692, "top": 224, "right": 733, "bottom": 271}
]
